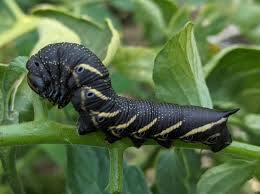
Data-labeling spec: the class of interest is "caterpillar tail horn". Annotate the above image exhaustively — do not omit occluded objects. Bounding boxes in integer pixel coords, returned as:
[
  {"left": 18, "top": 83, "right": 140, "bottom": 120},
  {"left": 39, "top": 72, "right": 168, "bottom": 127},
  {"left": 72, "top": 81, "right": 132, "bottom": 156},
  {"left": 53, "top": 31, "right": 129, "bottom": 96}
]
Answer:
[{"left": 223, "top": 108, "right": 240, "bottom": 118}]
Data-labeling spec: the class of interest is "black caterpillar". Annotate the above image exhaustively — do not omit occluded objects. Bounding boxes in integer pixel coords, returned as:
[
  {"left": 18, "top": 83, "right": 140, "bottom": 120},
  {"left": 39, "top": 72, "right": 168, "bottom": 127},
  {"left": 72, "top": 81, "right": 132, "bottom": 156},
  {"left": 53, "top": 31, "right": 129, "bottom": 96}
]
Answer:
[{"left": 26, "top": 42, "right": 239, "bottom": 152}]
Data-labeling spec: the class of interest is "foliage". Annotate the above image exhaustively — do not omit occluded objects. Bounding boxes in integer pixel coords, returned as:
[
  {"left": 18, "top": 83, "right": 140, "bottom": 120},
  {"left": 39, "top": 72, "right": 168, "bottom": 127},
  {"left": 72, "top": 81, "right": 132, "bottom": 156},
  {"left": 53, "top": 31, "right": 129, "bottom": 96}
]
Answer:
[{"left": 0, "top": 0, "right": 260, "bottom": 194}]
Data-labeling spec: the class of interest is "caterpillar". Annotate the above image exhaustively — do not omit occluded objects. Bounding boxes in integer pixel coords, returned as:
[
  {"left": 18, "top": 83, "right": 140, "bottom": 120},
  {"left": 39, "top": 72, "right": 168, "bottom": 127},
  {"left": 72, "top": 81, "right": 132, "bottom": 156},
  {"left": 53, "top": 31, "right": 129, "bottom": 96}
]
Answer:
[{"left": 26, "top": 42, "right": 239, "bottom": 152}]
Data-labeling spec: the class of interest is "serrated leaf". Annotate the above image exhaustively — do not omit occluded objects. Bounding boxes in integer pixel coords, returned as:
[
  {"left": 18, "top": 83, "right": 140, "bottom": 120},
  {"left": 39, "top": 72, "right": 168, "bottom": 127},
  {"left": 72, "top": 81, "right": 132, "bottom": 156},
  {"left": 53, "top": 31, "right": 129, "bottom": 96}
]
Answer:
[
  {"left": 197, "top": 160, "right": 256, "bottom": 194},
  {"left": 205, "top": 46, "right": 260, "bottom": 113},
  {"left": 153, "top": 22, "right": 212, "bottom": 107},
  {"left": 156, "top": 149, "right": 201, "bottom": 194}
]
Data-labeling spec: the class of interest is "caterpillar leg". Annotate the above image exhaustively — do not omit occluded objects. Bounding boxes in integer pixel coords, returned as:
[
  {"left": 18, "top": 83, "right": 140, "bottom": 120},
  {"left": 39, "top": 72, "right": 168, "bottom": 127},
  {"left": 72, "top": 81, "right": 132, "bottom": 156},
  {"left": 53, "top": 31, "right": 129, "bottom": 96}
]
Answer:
[
  {"left": 77, "top": 113, "right": 96, "bottom": 135},
  {"left": 104, "top": 133, "right": 121, "bottom": 144},
  {"left": 156, "top": 139, "right": 172, "bottom": 148},
  {"left": 130, "top": 137, "right": 145, "bottom": 148}
]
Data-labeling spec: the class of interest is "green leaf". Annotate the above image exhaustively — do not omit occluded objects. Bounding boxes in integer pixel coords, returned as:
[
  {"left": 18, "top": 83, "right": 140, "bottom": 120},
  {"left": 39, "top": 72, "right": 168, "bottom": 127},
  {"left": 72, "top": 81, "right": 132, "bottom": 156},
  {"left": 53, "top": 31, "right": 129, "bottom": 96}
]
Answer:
[
  {"left": 79, "top": 1, "right": 122, "bottom": 29},
  {"left": 153, "top": 22, "right": 211, "bottom": 194},
  {"left": 205, "top": 46, "right": 260, "bottom": 113},
  {"left": 67, "top": 146, "right": 151, "bottom": 194},
  {"left": 0, "top": 63, "right": 8, "bottom": 74},
  {"left": 153, "top": 22, "right": 212, "bottom": 107},
  {"left": 1, "top": 56, "right": 29, "bottom": 124},
  {"left": 167, "top": 6, "right": 189, "bottom": 36},
  {"left": 102, "top": 19, "right": 120, "bottom": 66},
  {"left": 67, "top": 146, "right": 109, "bottom": 194},
  {"left": 0, "top": 1, "right": 15, "bottom": 33},
  {"left": 0, "top": 63, "right": 8, "bottom": 122},
  {"left": 122, "top": 165, "right": 152, "bottom": 194},
  {"left": 0, "top": 16, "right": 39, "bottom": 48},
  {"left": 31, "top": 18, "right": 81, "bottom": 54},
  {"left": 133, "top": 0, "right": 166, "bottom": 32},
  {"left": 152, "top": 0, "right": 178, "bottom": 24},
  {"left": 156, "top": 149, "right": 201, "bottom": 194},
  {"left": 110, "top": 0, "right": 134, "bottom": 12},
  {"left": 39, "top": 144, "right": 66, "bottom": 168},
  {"left": 197, "top": 160, "right": 256, "bottom": 194},
  {"left": 2, "top": 56, "right": 27, "bottom": 96},
  {"left": 112, "top": 46, "right": 157, "bottom": 85},
  {"left": 241, "top": 114, "right": 260, "bottom": 145},
  {"left": 13, "top": 79, "right": 34, "bottom": 122},
  {"left": 32, "top": 6, "right": 119, "bottom": 60},
  {"left": 244, "top": 114, "right": 260, "bottom": 133}
]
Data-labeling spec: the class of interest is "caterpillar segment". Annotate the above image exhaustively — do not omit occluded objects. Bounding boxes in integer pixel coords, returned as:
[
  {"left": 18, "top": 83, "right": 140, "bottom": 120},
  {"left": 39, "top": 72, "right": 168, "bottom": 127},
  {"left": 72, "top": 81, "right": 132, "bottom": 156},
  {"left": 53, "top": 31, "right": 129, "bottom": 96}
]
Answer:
[{"left": 26, "top": 42, "right": 239, "bottom": 152}]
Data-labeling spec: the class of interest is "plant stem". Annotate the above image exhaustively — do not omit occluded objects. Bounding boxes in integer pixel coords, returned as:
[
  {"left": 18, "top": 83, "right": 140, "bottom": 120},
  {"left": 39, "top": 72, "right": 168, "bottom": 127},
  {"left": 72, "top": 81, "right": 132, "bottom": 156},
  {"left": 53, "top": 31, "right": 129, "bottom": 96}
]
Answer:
[
  {"left": 105, "top": 143, "right": 126, "bottom": 194},
  {"left": 3, "top": 0, "right": 24, "bottom": 19},
  {"left": 32, "top": 95, "right": 48, "bottom": 121},
  {"left": 1, "top": 121, "right": 260, "bottom": 194},
  {"left": 0, "top": 147, "right": 26, "bottom": 194},
  {"left": 0, "top": 121, "right": 260, "bottom": 161}
]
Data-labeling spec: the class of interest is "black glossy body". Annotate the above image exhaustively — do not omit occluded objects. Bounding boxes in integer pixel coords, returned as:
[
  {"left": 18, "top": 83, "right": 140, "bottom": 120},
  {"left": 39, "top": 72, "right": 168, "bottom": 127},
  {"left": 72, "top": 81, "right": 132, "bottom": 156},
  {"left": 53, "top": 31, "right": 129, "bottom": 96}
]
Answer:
[{"left": 26, "top": 42, "right": 239, "bottom": 152}]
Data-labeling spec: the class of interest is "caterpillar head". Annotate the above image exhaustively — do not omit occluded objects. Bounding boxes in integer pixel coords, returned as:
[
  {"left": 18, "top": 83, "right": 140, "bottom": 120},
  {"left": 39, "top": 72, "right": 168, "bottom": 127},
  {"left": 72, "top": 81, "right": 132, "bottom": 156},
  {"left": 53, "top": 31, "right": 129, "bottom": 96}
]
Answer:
[
  {"left": 26, "top": 54, "right": 52, "bottom": 100},
  {"left": 26, "top": 43, "right": 78, "bottom": 107},
  {"left": 26, "top": 42, "right": 109, "bottom": 108}
]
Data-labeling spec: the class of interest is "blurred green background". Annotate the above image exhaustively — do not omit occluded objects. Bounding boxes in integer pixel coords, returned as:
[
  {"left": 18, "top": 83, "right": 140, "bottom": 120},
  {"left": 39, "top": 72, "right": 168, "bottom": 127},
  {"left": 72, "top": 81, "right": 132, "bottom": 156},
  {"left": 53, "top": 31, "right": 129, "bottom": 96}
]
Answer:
[{"left": 1, "top": 0, "right": 260, "bottom": 194}]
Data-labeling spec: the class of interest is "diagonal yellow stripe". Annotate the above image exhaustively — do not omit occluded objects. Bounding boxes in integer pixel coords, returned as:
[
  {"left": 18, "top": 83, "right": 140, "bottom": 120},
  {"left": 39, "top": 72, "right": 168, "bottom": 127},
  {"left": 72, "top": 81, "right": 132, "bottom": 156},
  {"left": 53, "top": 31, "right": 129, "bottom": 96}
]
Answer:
[
  {"left": 78, "top": 64, "right": 103, "bottom": 76},
  {"left": 109, "top": 115, "right": 137, "bottom": 130},
  {"left": 91, "top": 110, "right": 120, "bottom": 118},
  {"left": 154, "top": 121, "right": 183, "bottom": 137},
  {"left": 180, "top": 118, "right": 227, "bottom": 138},
  {"left": 84, "top": 86, "right": 109, "bottom": 100},
  {"left": 138, "top": 118, "right": 158, "bottom": 133}
]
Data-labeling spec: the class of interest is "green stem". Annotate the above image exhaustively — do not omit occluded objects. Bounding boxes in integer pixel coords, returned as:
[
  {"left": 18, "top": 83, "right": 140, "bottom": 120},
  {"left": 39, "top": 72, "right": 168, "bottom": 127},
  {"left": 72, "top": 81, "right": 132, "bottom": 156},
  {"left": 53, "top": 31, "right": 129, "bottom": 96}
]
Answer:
[
  {"left": 0, "top": 121, "right": 260, "bottom": 161},
  {"left": 32, "top": 95, "right": 48, "bottom": 121},
  {"left": 3, "top": 0, "right": 24, "bottom": 19},
  {"left": 1, "top": 121, "right": 260, "bottom": 194},
  {"left": 105, "top": 143, "right": 126, "bottom": 194},
  {"left": 0, "top": 147, "right": 26, "bottom": 194}
]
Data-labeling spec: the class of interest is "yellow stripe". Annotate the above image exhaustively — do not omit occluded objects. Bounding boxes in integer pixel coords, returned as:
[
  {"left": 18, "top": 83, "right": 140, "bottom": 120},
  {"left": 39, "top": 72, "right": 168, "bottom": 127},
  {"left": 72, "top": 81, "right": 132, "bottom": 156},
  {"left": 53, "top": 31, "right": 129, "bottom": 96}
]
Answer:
[
  {"left": 72, "top": 72, "right": 80, "bottom": 87},
  {"left": 84, "top": 86, "right": 109, "bottom": 100},
  {"left": 180, "top": 118, "right": 227, "bottom": 138},
  {"left": 78, "top": 64, "right": 103, "bottom": 76},
  {"left": 80, "top": 89, "right": 86, "bottom": 111},
  {"left": 109, "top": 115, "right": 137, "bottom": 130},
  {"left": 154, "top": 121, "right": 183, "bottom": 137},
  {"left": 91, "top": 110, "right": 120, "bottom": 118},
  {"left": 91, "top": 116, "right": 98, "bottom": 127},
  {"left": 138, "top": 118, "right": 158, "bottom": 133}
]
